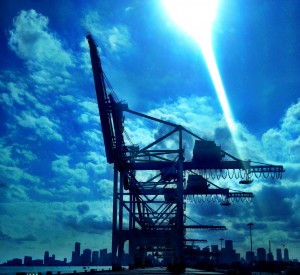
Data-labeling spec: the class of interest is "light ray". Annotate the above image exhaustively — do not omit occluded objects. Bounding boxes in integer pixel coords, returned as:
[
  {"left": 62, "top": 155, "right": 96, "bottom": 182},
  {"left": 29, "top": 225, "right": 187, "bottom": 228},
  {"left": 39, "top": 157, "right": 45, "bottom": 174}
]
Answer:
[{"left": 163, "top": 0, "right": 242, "bottom": 158}]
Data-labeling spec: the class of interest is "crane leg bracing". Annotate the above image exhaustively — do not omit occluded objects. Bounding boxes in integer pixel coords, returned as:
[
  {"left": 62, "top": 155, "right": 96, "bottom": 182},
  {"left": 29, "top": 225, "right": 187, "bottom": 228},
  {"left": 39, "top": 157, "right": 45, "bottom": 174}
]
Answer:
[{"left": 86, "top": 35, "right": 284, "bottom": 272}]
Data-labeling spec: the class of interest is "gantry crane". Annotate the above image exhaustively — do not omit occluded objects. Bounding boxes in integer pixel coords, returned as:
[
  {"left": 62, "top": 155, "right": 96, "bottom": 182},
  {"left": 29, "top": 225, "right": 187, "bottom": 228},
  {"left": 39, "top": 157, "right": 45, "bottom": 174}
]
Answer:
[{"left": 86, "top": 35, "right": 284, "bottom": 271}]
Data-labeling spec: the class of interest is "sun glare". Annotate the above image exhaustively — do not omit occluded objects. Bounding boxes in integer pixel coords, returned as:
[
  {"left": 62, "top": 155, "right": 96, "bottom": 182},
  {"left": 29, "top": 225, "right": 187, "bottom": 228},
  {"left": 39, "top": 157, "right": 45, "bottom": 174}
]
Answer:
[
  {"left": 163, "top": 0, "right": 218, "bottom": 44},
  {"left": 163, "top": 0, "right": 242, "bottom": 158}
]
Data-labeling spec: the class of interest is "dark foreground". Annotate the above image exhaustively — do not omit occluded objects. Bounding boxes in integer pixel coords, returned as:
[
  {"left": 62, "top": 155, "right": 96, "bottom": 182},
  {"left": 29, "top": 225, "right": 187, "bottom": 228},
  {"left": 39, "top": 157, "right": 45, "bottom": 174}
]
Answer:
[{"left": 45, "top": 267, "right": 224, "bottom": 275}]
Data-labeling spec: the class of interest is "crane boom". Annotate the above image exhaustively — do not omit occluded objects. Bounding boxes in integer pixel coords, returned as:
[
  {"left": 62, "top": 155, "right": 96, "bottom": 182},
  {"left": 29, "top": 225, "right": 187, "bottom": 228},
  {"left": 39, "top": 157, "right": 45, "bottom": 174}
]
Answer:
[{"left": 87, "top": 34, "right": 115, "bottom": 163}]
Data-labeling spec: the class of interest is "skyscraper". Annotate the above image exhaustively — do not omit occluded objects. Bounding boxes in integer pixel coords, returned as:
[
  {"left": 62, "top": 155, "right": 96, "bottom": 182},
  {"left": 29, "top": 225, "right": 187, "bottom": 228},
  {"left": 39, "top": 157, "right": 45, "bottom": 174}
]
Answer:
[
  {"left": 220, "top": 240, "right": 239, "bottom": 264},
  {"left": 72, "top": 242, "right": 81, "bottom": 265},
  {"left": 225, "top": 240, "right": 233, "bottom": 250},
  {"left": 257, "top": 248, "right": 266, "bottom": 262},
  {"left": 82, "top": 249, "right": 92, "bottom": 266},
  {"left": 44, "top": 251, "right": 50, "bottom": 265},
  {"left": 284, "top": 248, "right": 289, "bottom": 262},
  {"left": 92, "top": 251, "right": 99, "bottom": 265},
  {"left": 100, "top": 249, "right": 108, "bottom": 265},
  {"left": 276, "top": 248, "right": 282, "bottom": 261},
  {"left": 24, "top": 256, "right": 32, "bottom": 266}
]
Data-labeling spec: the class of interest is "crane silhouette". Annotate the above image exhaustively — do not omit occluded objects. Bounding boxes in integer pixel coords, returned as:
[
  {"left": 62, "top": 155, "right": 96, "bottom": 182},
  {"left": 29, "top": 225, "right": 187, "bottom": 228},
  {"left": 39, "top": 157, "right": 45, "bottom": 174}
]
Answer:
[{"left": 86, "top": 34, "right": 284, "bottom": 272}]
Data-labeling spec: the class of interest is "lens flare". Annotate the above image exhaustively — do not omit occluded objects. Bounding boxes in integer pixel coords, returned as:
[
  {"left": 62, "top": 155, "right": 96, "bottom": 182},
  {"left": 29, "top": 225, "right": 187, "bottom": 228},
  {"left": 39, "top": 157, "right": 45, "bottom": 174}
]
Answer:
[{"left": 163, "top": 0, "right": 242, "bottom": 158}]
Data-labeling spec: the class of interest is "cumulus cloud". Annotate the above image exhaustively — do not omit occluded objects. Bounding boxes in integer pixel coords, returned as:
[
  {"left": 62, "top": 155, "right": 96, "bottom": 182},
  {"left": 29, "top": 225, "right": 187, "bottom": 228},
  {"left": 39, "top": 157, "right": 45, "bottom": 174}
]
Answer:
[
  {"left": 15, "top": 112, "right": 63, "bottom": 141},
  {"left": 0, "top": 140, "right": 40, "bottom": 197},
  {"left": 82, "top": 11, "right": 133, "bottom": 58},
  {"left": 59, "top": 213, "right": 112, "bottom": 234},
  {"left": 147, "top": 96, "right": 221, "bottom": 137},
  {"left": 9, "top": 9, "right": 73, "bottom": 68},
  {"left": 262, "top": 99, "right": 300, "bottom": 163},
  {"left": 6, "top": 9, "right": 76, "bottom": 98},
  {"left": 77, "top": 203, "right": 90, "bottom": 215},
  {"left": 51, "top": 155, "right": 89, "bottom": 185},
  {"left": 261, "top": 99, "right": 300, "bottom": 188}
]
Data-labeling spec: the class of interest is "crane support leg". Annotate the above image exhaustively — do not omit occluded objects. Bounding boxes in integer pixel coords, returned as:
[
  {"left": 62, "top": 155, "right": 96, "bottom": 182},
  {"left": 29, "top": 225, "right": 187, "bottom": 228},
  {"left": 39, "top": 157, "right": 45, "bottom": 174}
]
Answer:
[{"left": 112, "top": 166, "right": 119, "bottom": 269}]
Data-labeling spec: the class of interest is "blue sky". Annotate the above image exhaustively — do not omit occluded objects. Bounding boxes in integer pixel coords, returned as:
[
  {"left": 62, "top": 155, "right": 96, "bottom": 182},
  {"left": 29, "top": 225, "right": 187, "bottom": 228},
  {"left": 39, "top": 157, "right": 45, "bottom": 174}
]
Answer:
[{"left": 1, "top": 0, "right": 300, "bottom": 263}]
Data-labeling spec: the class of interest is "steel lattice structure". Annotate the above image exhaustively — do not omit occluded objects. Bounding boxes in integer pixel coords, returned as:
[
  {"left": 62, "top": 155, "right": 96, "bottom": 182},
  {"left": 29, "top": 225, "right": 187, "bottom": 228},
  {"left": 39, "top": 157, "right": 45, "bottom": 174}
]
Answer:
[{"left": 86, "top": 35, "right": 284, "bottom": 270}]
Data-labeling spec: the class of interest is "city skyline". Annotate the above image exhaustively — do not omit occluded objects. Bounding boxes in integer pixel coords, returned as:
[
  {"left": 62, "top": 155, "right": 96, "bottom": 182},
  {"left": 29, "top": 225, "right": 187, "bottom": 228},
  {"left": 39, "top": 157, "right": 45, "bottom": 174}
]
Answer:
[
  {"left": 1, "top": 0, "right": 300, "bottom": 264},
  {"left": 1, "top": 240, "right": 298, "bottom": 266}
]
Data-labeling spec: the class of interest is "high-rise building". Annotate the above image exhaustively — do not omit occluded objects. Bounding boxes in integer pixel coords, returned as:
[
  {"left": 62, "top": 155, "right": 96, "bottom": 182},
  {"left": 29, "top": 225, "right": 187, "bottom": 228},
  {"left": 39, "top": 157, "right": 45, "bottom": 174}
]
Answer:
[
  {"left": 71, "top": 251, "right": 75, "bottom": 265},
  {"left": 44, "top": 251, "right": 50, "bottom": 265},
  {"left": 246, "top": 251, "right": 255, "bottom": 263},
  {"left": 82, "top": 249, "right": 92, "bottom": 266},
  {"left": 225, "top": 240, "right": 233, "bottom": 250},
  {"left": 72, "top": 242, "right": 81, "bottom": 265},
  {"left": 257, "top": 248, "right": 266, "bottom": 262},
  {"left": 276, "top": 248, "right": 282, "bottom": 261},
  {"left": 267, "top": 252, "right": 274, "bottom": 261},
  {"left": 220, "top": 240, "right": 240, "bottom": 264},
  {"left": 284, "top": 248, "right": 289, "bottom": 262},
  {"left": 75, "top": 242, "right": 80, "bottom": 258},
  {"left": 92, "top": 251, "right": 99, "bottom": 265},
  {"left": 24, "top": 256, "right": 32, "bottom": 266},
  {"left": 100, "top": 249, "right": 108, "bottom": 265},
  {"left": 211, "top": 245, "right": 218, "bottom": 253}
]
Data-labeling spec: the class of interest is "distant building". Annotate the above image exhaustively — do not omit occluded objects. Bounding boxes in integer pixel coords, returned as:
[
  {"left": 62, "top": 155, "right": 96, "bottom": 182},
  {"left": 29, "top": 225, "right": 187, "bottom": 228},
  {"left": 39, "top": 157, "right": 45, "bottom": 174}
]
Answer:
[
  {"left": 106, "top": 253, "right": 112, "bottom": 266},
  {"left": 92, "top": 251, "right": 99, "bottom": 265},
  {"left": 72, "top": 242, "right": 81, "bottom": 265},
  {"left": 267, "top": 252, "right": 274, "bottom": 261},
  {"left": 220, "top": 240, "right": 240, "bottom": 264},
  {"left": 210, "top": 245, "right": 219, "bottom": 264},
  {"left": 257, "top": 248, "right": 266, "bottom": 262},
  {"left": 24, "top": 256, "right": 32, "bottom": 266},
  {"left": 225, "top": 240, "right": 233, "bottom": 250},
  {"left": 246, "top": 251, "right": 255, "bottom": 263},
  {"left": 284, "top": 248, "right": 289, "bottom": 262},
  {"left": 82, "top": 249, "right": 91, "bottom": 266},
  {"left": 100, "top": 249, "right": 108, "bottom": 265},
  {"left": 211, "top": 245, "right": 218, "bottom": 253},
  {"left": 44, "top": 251, "right": 50, "bottom": 265},
  {"left": 31, "top": 259, "right": 44, "bottom": 266},
  {"left": 276, "top": 248, "right": 282, "bottom": 261},
  {"left": 6, "top": 258, "right": 22, "bottom": 266}
]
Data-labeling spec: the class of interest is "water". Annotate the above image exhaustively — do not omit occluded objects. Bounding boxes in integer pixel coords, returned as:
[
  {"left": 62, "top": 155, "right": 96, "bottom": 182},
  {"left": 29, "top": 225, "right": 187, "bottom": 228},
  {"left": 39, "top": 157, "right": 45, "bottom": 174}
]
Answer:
[{"left": 0, "top": 266, "right": 111, "bottom": 275}]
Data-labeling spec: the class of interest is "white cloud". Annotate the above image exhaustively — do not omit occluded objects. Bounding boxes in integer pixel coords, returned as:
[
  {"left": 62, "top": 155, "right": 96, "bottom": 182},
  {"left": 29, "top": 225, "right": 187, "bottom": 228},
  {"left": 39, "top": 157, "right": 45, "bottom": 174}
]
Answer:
[
  {"left": 51, "top": 155, "right": 89, "bottom": 185},
  {"left": 81, "top": 130, "right": 103, "bottom": 148},
  {"left": 15, "top": 111, "right": 63, "bottom": 141},
  {"left": 1, "top": 184, "right": 29, "bottom": 202},
  {"left": 9, "top": 9, "right": 73, "bottom": 68},
  {"left": 83, "top": 11, "right": 133, "bottom": 57},
  {"left": 94, "top": 179, "right": 113, "bottom": 198},
  {"left": 0, "top": 140, "right": 40, "bottom": 186},
  {"left": 0, "top": 142, "right": 14, "bottom": 166},
  {"left": 78, "top": 100, "right": 100, "bottom": 125},
  {"left": 262, "top": 99, "right": 300, "bottom": 164},
  {"left": 6, "top": 9, "right": 77, "bottom": 100},
  {"left": 85, "top": 151, "right": 107, "bottom": 176},
  {"left": 0, "top": 165, "right": 40, "bottom": 185}
]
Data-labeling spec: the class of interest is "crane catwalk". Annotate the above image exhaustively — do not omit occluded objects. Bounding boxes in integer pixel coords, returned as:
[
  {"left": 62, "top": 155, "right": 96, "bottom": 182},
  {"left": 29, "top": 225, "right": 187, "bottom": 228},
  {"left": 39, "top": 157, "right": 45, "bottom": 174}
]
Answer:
[{"left": 86, "top": 35, "right": 284, "bottom": 271}]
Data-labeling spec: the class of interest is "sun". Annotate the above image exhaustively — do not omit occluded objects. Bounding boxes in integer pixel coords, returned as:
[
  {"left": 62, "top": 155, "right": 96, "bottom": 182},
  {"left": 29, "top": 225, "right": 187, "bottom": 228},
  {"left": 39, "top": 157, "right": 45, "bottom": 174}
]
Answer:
[
  {"left": 163, "top": 0, "right": 242, "bottom": 158},
  {"left": 163, "top": 0, "right": 219, "bottom": 45}
]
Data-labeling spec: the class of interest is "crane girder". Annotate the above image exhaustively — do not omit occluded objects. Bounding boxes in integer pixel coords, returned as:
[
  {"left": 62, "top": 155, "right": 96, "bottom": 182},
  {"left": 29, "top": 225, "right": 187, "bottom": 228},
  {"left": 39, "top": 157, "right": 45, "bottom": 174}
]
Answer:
[{"left": 125, "top": 160, "right": 284, "bottom": 173}]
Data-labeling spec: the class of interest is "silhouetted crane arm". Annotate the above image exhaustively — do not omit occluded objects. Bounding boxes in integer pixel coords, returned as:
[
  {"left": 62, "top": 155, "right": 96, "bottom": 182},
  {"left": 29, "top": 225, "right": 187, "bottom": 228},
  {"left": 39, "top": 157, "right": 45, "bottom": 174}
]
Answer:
[{"left": 87, "top": 34, "right": 115, "bottom": 163}]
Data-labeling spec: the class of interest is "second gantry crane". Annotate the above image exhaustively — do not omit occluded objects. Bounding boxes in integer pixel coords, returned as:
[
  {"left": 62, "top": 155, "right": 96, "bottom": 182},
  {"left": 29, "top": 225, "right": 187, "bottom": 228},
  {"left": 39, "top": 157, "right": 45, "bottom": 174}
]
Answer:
[{"left": 86, "top": 34, "right": 284, "bottom": 272}]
